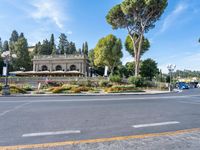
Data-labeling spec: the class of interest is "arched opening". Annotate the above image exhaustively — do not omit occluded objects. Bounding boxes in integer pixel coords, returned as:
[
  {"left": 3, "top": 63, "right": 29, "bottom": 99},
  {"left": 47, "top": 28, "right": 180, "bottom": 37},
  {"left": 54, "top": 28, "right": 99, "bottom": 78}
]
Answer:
[
  {"left": 41, "top": 65, "right": 48, "bottom": 71},
  {"left": 56, "top": 65, "right": 62, "bottom": 71},
  {"left": 70, "top": 65, "right": 76, "bottom": 71}
]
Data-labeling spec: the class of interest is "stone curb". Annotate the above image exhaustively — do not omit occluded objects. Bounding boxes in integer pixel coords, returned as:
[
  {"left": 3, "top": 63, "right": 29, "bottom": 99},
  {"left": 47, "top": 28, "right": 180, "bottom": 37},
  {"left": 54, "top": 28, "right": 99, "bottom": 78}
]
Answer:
[{"left": 0, "top": 91, "right": 172, "bottom": 97}]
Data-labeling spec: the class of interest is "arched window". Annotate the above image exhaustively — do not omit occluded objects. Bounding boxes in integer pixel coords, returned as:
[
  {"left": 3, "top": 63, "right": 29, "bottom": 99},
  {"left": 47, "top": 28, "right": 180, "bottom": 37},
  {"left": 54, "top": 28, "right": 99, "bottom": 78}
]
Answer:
[
  {"left": 41, "top": 65, "right": 48, "bottom": 71},
  {"left": 56, "top": 65, "right": 62, "bottom": 71},
  {"left": 70, "top": 65, "right": 76, "bottom": 71}
]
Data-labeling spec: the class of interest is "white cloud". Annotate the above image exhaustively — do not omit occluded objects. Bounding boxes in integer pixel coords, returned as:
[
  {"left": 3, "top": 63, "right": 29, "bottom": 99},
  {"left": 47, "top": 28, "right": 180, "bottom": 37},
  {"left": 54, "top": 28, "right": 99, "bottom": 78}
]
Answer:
[
  {"left": 66, "top": 31, "right": 73, "bottom": 35},
  {"left": 160, "top": 2, "right": 188, "bottom": 33},
  {"left": 30, "top": 0, "right": 66, "bottom": 29}
]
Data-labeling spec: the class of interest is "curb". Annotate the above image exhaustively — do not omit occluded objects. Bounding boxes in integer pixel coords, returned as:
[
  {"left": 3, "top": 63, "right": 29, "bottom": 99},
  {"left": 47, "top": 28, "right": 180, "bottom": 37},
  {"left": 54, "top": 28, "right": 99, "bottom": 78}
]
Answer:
[{"left": 0, "top": 91, "right": 172, "bottom": 97}]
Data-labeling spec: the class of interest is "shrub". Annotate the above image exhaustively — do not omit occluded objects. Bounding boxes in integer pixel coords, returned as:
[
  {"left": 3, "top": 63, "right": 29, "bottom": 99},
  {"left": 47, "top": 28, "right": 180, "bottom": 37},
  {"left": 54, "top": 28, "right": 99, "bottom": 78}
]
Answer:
[
  {"left": 104, "top": 85, "right": 144, "bottom": 93},
  {"left": 51, "top": 86, "right": 71, "bottom": 93},
  {"left": 99, "top": 80, "right": 110, "bottom": 87},
  {"left": 10, "top": 85, "right": 27, "bottom": 94},
  {"left": 128, "top": 76, "right": 144, "bottom": 87},
  {"left": 70, "top": 86, "right": 91, "bottom": 93},
  {"left": 109, "top": 75, "right": 122, "bottom": 83},
  {"left": 23, "top": 84, "right": 33, "bottom": 91}
]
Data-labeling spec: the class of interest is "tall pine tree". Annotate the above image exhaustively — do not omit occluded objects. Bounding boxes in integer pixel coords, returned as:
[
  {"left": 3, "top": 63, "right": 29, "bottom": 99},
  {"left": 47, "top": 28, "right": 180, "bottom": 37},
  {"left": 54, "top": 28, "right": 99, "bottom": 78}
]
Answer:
[
  {"left": 0, "top": 37, "right": 3, "bottom": 53},
  {"left": 3, "top": 41, "right": 9, "bottom": 51},
  {"left": 50, "top": 34, "right": 56, "bottom": 54},
  {"left": 12, "top": 36, "right": 32, "bottom": 71},
  {"left": 9, "top": 30, "right": 19, "bottom": 53},
  {"left": 84, "top": 41, "right": 88, "bottom": 55},
  {"left": 58, "top": 33, "right": 69, "bottom": 54}
]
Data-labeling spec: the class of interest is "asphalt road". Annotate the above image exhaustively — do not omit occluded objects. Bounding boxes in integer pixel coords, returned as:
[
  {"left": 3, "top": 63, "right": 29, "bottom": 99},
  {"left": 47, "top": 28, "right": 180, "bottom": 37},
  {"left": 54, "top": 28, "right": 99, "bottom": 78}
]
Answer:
[{"left": 0, "top": 89, "right": 200, "bottom": 147}]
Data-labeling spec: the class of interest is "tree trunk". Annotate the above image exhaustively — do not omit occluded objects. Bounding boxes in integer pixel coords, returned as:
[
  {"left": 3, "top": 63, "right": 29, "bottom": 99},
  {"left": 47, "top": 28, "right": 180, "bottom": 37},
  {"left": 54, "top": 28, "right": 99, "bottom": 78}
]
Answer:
[{"left": 135, "top": 35, "right": 143, "bottom": 77}]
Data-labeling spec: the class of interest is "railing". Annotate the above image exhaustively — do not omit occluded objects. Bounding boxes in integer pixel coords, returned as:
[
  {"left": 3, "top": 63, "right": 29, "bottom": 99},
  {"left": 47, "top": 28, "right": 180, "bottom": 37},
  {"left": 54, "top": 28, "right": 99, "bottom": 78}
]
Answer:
[{"left": 33, "top": 54, "right": 87, "bottom": 59}]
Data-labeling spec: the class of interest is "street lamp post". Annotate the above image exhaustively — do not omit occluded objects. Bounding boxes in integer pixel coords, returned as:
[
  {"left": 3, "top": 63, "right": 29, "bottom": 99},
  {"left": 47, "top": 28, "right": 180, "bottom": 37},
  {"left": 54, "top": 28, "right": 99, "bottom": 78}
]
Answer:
[
  {"left": 1, "top": 51, "right": 17, "bottom": 96},
  {"left": 167, "top": 64, "right": 176, "bottom": 92}
]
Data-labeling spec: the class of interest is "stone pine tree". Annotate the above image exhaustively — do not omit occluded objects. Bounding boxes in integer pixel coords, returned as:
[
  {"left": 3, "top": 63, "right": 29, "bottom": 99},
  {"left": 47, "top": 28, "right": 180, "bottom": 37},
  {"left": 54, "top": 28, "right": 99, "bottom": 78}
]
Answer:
[
  {"left": 125, "top": 35, "right": 150, "bottom": 60},
  {"left": 3, "top": 40, "right": 9, "bottom": 52},
  {"left": 106, "top": 0, "right": 167, "bottom": 76},
  {"left": 94, "top": 34, "right": 123, "bottom": 75},
  {"left": 58, "top": 33, "right": 69, "bottom": 54}
]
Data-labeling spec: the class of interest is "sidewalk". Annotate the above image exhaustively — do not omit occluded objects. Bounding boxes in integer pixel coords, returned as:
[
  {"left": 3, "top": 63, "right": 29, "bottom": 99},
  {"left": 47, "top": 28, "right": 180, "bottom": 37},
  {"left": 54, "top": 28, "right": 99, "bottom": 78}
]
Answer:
[{"left": 3, "top": 129, "right": 200, "bottom": 150}]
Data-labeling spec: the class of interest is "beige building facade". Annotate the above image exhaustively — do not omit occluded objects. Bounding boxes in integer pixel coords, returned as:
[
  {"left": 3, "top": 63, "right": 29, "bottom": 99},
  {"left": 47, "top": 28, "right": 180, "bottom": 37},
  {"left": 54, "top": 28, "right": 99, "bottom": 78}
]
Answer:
[{"left": 32, "top": 54, "right": 90, "bottom": 77}]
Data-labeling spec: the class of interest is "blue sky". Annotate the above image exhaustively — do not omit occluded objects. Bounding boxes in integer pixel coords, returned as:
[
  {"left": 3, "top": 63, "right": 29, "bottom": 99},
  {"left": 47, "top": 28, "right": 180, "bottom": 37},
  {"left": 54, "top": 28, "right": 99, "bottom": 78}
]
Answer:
[{"left": 0, "top": 0, "right": 200, "bottom": 73}]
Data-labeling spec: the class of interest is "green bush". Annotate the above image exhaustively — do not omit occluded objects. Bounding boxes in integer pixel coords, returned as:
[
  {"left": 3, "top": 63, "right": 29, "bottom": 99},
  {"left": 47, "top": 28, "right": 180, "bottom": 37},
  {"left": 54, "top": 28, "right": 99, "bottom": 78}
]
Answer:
[
  {"left": 23, "top": 84, "right": 34, "bottom": 91},
  {"left": 10, "top": 85, "right": 27, "bottom": 94},
  {"left": 99, "top": 80, "right": 109, "bottom": 87},
  {"left": 109, "top": 75, "right": 122, "bottom": 83},
  {"left": 128, "top": 76, "right": 144, "bottom": 87}
]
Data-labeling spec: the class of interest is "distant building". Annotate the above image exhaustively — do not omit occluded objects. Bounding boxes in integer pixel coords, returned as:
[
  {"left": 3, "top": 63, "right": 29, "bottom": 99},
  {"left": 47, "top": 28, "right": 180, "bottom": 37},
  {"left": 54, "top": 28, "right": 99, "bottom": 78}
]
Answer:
[{"left": 11, "top": 54, "right": 90, "bottom": 77}]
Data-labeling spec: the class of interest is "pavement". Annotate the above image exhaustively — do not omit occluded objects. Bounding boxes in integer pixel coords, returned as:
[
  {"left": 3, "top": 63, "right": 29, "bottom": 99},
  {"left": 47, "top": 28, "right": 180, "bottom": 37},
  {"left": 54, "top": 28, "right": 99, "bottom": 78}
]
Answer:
[{"left": 0, "top": 89, "right": 200, "bottom": 149}]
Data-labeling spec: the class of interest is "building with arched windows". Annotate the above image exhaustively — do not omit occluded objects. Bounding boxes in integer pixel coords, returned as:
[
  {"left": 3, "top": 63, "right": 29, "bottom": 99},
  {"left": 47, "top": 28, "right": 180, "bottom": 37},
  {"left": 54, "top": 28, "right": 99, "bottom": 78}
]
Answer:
[{"left": 30, "top": 54, "right": 90, "bottom": 77}]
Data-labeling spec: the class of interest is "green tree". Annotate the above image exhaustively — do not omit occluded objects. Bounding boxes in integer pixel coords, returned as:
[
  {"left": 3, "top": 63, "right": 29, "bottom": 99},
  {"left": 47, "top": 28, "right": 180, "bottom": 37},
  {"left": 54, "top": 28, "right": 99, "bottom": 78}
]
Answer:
[
  {"left": 19, "top": 33, "right": 24, "bottom": 38},
  {"left": 50, "top": 34, "right": 56, "bottom": 54},
  {"left": 125, "top": 35, "right": 150, "bottom": 58},
  {"left": 94, "top": 34, "right": 123, "bottom": 75},
  {"left": 3, "top": 41, "right": 9, "bottom": 51},
  {"left": 0, "top": 56, "right": 3, "bottom": 75},
  {"left": 9, "top": 30, "right": 19, "bottom": 43},
  {"left": 88, "top": 49, "right": 95, "bottom": 67},
  {"left": 9, "top": 30, "right": 19, "bottom": 53},
  {"left": 140, "top": 58, "right": 159, "bottom": 80},
  {"left": 58, "top": 33, "right": 69, "bottom": 54},
  {"left": 38, "top": 40, "right": 51, "bottom": 55},
  {"left": 106, "top": 0, "right": 167, "bottom": 76},
  {"left": 69, "top": 42, "right": 76, "bottom": 54},
  {"left": 125, "top": 61, "right": 135, "bottom": 77},
  {"left": 82, "top": 43, "right": 85, "bottom": 54},
  {"left": 0, "top": 37, "right": 2, "bottom": 52},
  {"left": 12, "top": 37, "right": 32, "bottom": 71},
  {"left": 84, "top": 42, "right": 88, "bottom": 55}
]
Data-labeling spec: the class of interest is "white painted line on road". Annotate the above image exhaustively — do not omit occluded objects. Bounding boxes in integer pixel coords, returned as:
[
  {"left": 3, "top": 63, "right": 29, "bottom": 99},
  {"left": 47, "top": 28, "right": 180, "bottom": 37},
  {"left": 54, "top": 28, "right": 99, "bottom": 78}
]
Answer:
[
  {"left": 178, "top": 101, "right": 200, "bottom": 105},
  {"left": 0, "top": 102, "right": 31, "bottom": 117},
  {"left": 133, "top": 121, "right": 180, "bottom": 128},
  {"left": 22, "top": 130, "right": 81, "bottom": 137},
  {"left": 0, "top": 95, "right": 195, "bottom": 103}
]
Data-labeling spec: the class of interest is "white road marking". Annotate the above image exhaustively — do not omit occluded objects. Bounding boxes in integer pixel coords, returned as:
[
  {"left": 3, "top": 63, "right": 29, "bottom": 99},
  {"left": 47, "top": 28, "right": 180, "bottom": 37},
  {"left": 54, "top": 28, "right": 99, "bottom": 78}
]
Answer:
[
  {"left": 178, "top": 101, "right": 200, "bottom": 105},
  {"left": 0, "top": 102, "right": 31, "bottom": 117},
  {"left": 133, "top": 121, "right": 180, "bottom": 128},
  {"left": 22, "top": 130, "right": 81, "bottom": 137},
  {"left": 0, "top": 95, "right": 197, "bottom": 103}
]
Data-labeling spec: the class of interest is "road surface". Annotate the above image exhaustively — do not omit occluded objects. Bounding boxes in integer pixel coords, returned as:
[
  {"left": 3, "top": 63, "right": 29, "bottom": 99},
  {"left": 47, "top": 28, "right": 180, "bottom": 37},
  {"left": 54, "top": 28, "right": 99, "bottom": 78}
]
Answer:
[{"left": 0, "top": 89, "right": 200, "bottom": 147}]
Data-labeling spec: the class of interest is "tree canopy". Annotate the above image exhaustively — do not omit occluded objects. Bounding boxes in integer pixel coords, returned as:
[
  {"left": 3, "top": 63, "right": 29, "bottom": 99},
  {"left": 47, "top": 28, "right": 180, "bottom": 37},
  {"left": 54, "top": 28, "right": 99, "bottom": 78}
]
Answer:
[
  {"left": 94, "top": 34, "right": 123, "bottom": 74},
  {"left": 106, "top": 0, "right": 167, "bottom": 76},
  {"left": 140, "top": 58, "right": 159, "bottom": 80},
  {"left": 125, "top": 35, "right": 150, "bottom": 57}
]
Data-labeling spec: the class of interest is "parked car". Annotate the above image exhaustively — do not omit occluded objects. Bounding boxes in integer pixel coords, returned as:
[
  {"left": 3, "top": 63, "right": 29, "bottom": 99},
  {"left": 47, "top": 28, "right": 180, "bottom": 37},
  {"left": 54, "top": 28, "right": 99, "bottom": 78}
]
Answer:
[{"left": 176, "top": 82, "right": 189, "bottom": 90}]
